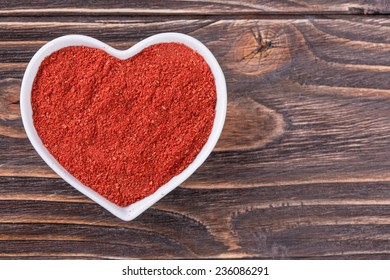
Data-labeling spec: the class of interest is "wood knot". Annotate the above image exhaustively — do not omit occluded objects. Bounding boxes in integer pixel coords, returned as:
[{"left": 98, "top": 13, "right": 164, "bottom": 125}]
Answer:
[
  {"left": 228, "top": 23, "right": 290, "bottom": 76},
  {"left": 0, "top": 78, "right": 20, "bottom": 121},
  {"left": 214, "top": 98, "right": 285, "bottom": 152},
  {"left": 240, "top": 27, "right": 273, "bottom": 62},
  {"left": 0, "top": 78, "right": 25, "bottom": 138}
]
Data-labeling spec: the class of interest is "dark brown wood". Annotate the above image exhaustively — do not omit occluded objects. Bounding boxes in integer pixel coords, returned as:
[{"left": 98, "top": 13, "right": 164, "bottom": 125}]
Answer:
[
  {"left": 2, "top": 2, "right": 390, "bottom": 259},
  {"left": 0, "top": 1, "right": 389, "bottom": 15}
]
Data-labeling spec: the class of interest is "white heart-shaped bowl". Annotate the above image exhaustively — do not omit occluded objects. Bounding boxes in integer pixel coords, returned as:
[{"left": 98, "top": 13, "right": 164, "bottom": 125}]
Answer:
[{"left": 20, "top": 33, "right": 227, "bottom": 221}]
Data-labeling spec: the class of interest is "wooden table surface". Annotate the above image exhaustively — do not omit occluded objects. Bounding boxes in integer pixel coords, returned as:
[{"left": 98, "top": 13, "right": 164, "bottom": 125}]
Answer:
[{"left": 2, "top": 1, "right": 390, "bottom": 259}]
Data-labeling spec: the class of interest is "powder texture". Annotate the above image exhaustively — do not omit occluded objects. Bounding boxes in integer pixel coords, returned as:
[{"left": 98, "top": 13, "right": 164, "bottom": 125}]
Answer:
[{"left": 32, "top": 43, "right": 216, "bottom": 206}]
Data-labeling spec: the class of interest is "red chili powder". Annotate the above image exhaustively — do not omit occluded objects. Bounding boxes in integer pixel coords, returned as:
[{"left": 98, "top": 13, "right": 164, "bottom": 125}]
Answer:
[{"left": 32, "top": 43, "right": 216, "bottom": 206}]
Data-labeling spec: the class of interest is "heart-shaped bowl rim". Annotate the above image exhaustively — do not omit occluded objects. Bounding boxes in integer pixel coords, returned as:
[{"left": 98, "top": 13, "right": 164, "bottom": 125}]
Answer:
[{"left": 20, "top": 33, "right": 227, "bottom": 221}]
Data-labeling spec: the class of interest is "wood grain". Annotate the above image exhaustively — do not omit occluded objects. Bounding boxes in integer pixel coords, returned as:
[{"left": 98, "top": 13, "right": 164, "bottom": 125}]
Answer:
[
  {"left": 3, "top": 18, "right": 390, "bottom": 186},
  {"left": 2, "top": 177, "right": 390, "bottom": 259},
  {"left": 0, "top": 1, "right": 389, "bottom": 15},
  {"left": 2, "top": 5, "right": 390, "bottom": 259}
]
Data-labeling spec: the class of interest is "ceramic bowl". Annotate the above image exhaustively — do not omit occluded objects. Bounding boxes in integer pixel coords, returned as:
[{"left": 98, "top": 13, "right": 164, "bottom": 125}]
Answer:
[{"left": 20, "top": 33, "right": 227, "bottom": 221}]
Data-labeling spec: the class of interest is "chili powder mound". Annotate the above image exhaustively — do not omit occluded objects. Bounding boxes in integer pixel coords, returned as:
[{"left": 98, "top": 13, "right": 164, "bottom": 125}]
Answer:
[{"left": 31, "top": 43, "right": 216, "bottom": 206}]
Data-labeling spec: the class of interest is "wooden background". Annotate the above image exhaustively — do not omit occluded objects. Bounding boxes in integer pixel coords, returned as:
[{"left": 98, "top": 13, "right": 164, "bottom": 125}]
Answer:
[{"left": 1, "top": 1, "right": 390, "bottom": 259}]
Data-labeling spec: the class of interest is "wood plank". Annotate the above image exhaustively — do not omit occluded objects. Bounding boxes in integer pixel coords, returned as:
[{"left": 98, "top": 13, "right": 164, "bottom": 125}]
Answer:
[
  {"left": 2, "top": 17, "right": 390, "bottom": 258},
  {"left": 1, "top": 177, "right": 390, "bottom": 258},
  {"left": 0, "top": 1, "right": 389, "bottom": 16},
  {"left": 0, "top": 19, "right": 215, "bottom": 43},
  {"left": 2, "top": 18, "right": 390, "bottom": 188}
]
